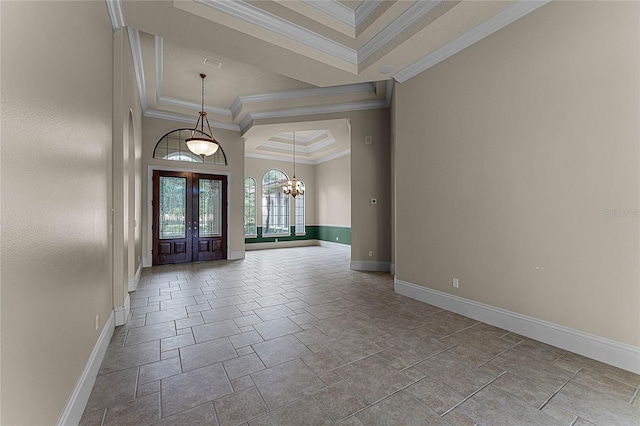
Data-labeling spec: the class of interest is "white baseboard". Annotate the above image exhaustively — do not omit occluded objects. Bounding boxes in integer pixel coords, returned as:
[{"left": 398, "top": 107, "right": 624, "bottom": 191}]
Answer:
[
  {"left": 394, "top": 279, "right": 640, "bottom": 374},
  {"left": 318, "top": 240, "right": 351, "bottom": 252},
  {"left": 57, "top": 311, "right": 115, "bottom": 426},
  {"left": 351, "top": 260, "right": 391, "bottom": 272},
  {"left": 228, "top": 250, "right": 245, "bottom": 260},
  {"left": 128, "top": 263, "right": 142, "bottom": 292},
  {"left": 114, "top": 294, "right": 130, "bottom": 326},
  {"left": 390, "top": 263, "right": 396, "bottom": 275}
]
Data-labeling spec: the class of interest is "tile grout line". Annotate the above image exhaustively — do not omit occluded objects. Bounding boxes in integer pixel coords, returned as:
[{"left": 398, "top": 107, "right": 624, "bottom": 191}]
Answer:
[
  {"left": 537, "top": 367, "right": 582, "bottom": 411},
  {"left": 476, "top": 341, "right": 523, "bottom": 369},
  {"left": 568, "top": 415, "right": 579, "bottom": 426},
  {"left": 440, "top": 371, "right": 508, "bottom": 417},
  {"left": 629, "top": 384, "right": 640, "bottom": 404}
]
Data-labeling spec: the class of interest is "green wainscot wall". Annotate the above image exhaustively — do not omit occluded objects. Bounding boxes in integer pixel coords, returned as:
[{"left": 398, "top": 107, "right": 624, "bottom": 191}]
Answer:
[{"left": 245, "top": 225, "right": 351, "bottom": 245}]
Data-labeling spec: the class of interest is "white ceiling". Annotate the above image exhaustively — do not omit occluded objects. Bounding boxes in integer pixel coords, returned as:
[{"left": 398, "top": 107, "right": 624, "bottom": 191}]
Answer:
[{"left": 107, "top": 0, "right": 549, "bottom": 162}]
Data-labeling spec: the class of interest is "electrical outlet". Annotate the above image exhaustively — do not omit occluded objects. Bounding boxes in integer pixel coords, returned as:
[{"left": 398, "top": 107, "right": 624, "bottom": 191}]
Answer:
[
  {"left": 275, "top": 238, "right": 278, "bottom": 242},
  {"left": 452, "top": 278, "right": 459, "bottom": 288},
  {"left": 368, "top": 251, "right": 373, "bottom": 257},
  {"left": 95, "top": 314, "right": 99, "bottom": 331},
  {"left": 365, "top": 136, "right": 372, "bottom": 145},
  {"left": 336, "top": 237, "right": 339, "bottom": 241}
]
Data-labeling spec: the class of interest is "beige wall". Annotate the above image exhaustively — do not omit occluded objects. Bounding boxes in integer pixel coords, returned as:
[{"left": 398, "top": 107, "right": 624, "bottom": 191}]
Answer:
[
  {"left": 395, "top": 2, "right": 639, "bottom": 346},
  {"left": 142, "top": 117, "right": 245, "bottom": 260},
  {"left": 245, "top": 156, "right": 316, "bottom": 226},
  {"left": 315, "top": 155, "right": 351, "bottom": 227},
  {"left": 349, "top": 108, "right": 391, "bottom": 263},
  {"left": 1, "top": 2, "right": 114, "bottom": 424}
]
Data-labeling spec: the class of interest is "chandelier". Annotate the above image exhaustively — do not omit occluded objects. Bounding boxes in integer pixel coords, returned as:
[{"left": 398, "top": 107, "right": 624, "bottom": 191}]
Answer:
[
  {"left": 283, "top": 131, "right": 305, "bottom": 197},
  {"left": 185, "top": 73, "right": 220, "bottom": 158}
]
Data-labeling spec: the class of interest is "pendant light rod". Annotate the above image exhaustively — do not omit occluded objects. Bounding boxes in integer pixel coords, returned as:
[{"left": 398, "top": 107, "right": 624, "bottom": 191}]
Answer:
[{"left": 185, "top": 73, "right": 220, "bottom": 158}]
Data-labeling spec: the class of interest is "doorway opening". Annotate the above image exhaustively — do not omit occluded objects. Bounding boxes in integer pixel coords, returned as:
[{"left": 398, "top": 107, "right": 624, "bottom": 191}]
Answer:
[{"left": 152, "top": 170, "right": 227, "bottom": 265}]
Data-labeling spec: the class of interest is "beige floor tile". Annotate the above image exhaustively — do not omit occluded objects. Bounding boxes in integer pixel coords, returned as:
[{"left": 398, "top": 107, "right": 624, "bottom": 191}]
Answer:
[
  {"left": 252, "top": 334, "right": 313, "bottom": 367},
  {"left": 214, "top": 387, "right": 268, "bottom": 426},
  {"left": 223, "top": 353, "right": 266, "bottom": 380},
  {"left": 251, "top": 359, "right": 325, "bottom": 410},
  {"left": 103, "top": 393, "right": 160, "bottom": 426},
  {"left": 355, "top": 391, "right": 447, "bottom": 425},
  {"left": 248, "top": 397, "right": 332, "bottom": 426},
  {"left": 180, "top": 337, "right": 238, "bottom": 372},
  {"left": 161, "top": 363, "right": 232, "bottom": 418},
  {"left": 254, "top": 317, "right": 302, "bottom": 340},
  {"left": 311, "top": 381, "right": 368, "bottom": 421}
]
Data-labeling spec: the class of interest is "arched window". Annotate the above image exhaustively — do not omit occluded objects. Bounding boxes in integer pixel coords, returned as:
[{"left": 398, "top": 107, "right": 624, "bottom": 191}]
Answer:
[
  {"left": 295, "top": 184, "right": 305, "bottom": 235},
  {"left": 244, "top": 177, "right": 257, "bottom": 236},
  {"left": 153, "top": 128, "right": 227, "bottom": 165},
  {"left": 262, "top": 169, "right": 289, "bottom": 235}
]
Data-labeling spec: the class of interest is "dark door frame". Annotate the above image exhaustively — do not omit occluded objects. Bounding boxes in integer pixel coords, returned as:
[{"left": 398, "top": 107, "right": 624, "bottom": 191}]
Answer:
[{"left": 146, "top": 165, "right": 232, "bottom": 267}]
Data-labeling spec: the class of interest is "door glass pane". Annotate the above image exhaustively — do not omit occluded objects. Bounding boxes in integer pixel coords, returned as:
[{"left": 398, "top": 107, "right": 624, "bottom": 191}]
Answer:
[
  {"left": 159, "top": 176, "right": 187, "bottom": 239},
  {"left": 199, "top": 179, "right": 221, "bottom": 237}
]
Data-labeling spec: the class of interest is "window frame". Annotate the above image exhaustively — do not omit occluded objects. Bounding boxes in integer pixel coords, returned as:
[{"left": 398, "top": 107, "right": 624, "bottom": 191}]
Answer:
[
  {"left": 261, "top": 169, "right": 290, "bottom": 236},
  {"left": 294, "top": 184, "right": 305, "bottom": 236},
  {"left": 244, "top": 177, "right": 257, "bottom": 237}
]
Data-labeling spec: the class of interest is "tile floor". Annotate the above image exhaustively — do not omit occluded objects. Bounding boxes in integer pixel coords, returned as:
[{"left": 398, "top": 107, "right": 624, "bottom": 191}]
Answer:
[{"left": 81, "top": 246, "right": 640, "bottom": 425}]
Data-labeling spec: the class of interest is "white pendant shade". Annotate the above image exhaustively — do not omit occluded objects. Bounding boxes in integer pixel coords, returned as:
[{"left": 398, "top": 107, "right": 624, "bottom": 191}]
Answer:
[{"left": 186, "top": 138, "right": 219, "bottom": 157}]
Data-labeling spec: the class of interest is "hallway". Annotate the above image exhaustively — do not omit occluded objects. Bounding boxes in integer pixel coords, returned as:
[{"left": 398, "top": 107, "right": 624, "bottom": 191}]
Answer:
[{"left": 81, "top": 247, "right": 640, "bottom": 425}]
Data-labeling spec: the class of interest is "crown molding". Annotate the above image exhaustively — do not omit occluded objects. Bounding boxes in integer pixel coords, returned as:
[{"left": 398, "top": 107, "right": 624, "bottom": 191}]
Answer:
[
  {"left": 358, "top": 0, "right": 441, "bottom": 64},
  {"left": 245, "top": 148, "right": 350, "bottom": 165},
  {"left": 155, "top": 35, "right": 163, "bottom": 99},
  {"left": 106, "top": 0, "right": 125, "bottom": 32},
  {"left": 394, "top": 0, "right": 550, "bottom": 83},
  {"left": 233, "top": 82, "right": 376, "bottom": 118},
  {"left": 261, "top": 137, "right": 336, "bottom": 153},
  {"left": 159, "top": 96, "right": 233, "bottom": 117},
  {"left": 303, "top": 0, "right": 355, "bottom": 27},
  {"left": 273, "top": 130, "right": 327, "bottom": 144},
  {"left": 144, "top": 109, "right": 241, "bottom": 132},
  {"left": 196, "top": 0, "right": 357, "bottom": 65},
  {"left": 240, "top": 99, "right": 388, "bottom": 133},
  {"left": 355, "top": 0, "right": 383, "bottom": 27},
  {"left": 127, "top": 27, "right": 147, "bottom": 112}
]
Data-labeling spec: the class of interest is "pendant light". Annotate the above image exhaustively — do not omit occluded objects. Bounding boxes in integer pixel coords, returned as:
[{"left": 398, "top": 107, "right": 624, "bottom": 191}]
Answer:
[
  {"left": 283, "top": 131, "right": 305, "bottom": 197},
  {"left": 185, "top": 73, "right": 220, "bottom": 158}
]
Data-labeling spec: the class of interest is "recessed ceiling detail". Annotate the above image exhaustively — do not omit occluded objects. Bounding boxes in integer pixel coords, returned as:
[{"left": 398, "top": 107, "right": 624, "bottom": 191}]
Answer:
[{"left": 109, "top": 0, "right": 550, "bottom": 162}]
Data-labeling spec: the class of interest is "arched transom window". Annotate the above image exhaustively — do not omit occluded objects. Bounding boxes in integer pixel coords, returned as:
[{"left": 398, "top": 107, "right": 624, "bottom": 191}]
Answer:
[{"left": 153, "top": 129, "right": 227, "bottom": 165}]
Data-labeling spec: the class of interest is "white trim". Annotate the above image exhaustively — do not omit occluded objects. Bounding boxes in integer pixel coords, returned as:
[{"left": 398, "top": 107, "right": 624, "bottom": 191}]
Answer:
[
  {"left": 358, "top": 0, "right": 441, "bottom": 63},
  {"left": 114, "top": 294, "right": 130, "bottom": 326},
  {"left": 244, "top": 148, "right": 350, "bottom": 165},
  {"left": 304, "top": 0, "right": 355, "bottom": 27},
  {"left": 144, "top": 110, "right": 241, "bottom": 132},
  {"left": 318, "top": 240, "right": 351, "bottom": 252},
  {"left": 106, "top": 0, "right": 125, "bottom": 32},
  {"left": 155, "top": 35, "right": 163, "bottom": 100},
  {"left": 159, "top": 96, "right": 233, "bottom": 117},
  {"left": 394, "top": 279, "right": 640, "bottom": 374},
  {"left": 196, "top": 0, "right": 357, "bottom": 64},
  {"left": 127, "top": 27, "right": 147, "bottom": 112},
  {"left": 384, "top": 79, "right": 393, "bottom": 106},
  {"left": 393, "top": 0, "right": 550, "bottom": 83},
  {"left": 128, "top": 262, "right": 142, "bottom": 292},
  {"left": 240, "top": 100, "right": 388, "bottom": 133},
  {"left": 355, "top": 0, "right": 383, "bottom": 27},
  {"left": 390, "top": 263, "right": 396, "bottom": 275},
  {"left": 261, "top": 138, "right": 336, "bottom": 154},
  {"left": 56, "top": 311, "right": 115, "bottom": 426},
  {"left": 350, "top": 260, "right": 391, "bottom": 272},
  {"left": 229, "top": 250, "right": 245, "bottom": 260},
  {"left": 232, "top": 83, "right": 375, "bottom": 119}
]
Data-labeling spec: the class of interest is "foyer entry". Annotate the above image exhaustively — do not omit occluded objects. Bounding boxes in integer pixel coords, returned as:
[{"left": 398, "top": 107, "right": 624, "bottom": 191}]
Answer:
[{"left": 152, "top": 170, "right": 227, "bottom": 265}]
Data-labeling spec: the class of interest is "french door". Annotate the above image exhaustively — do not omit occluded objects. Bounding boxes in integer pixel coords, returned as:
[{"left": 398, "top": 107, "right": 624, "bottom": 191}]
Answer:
[{"left": 152, "top": 170, "right": 227, "bottom": 265}]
